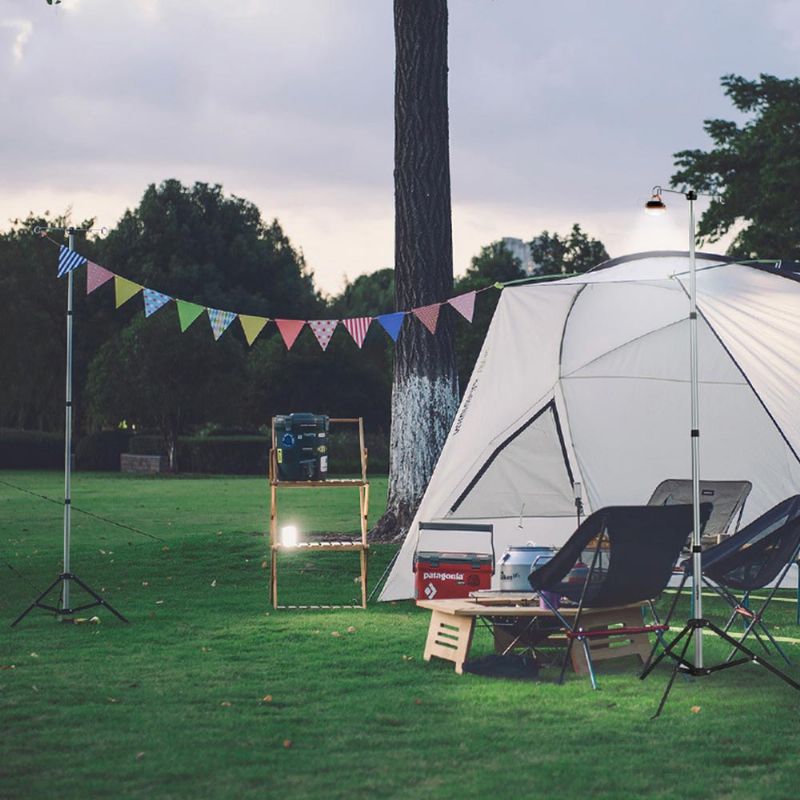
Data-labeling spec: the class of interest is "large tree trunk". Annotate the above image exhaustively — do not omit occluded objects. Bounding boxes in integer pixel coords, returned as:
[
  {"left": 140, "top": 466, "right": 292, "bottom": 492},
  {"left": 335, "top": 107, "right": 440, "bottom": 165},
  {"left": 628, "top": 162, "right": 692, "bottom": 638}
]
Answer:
[{"left": 371, "top": 0, "right": 459, "bottom": 542}]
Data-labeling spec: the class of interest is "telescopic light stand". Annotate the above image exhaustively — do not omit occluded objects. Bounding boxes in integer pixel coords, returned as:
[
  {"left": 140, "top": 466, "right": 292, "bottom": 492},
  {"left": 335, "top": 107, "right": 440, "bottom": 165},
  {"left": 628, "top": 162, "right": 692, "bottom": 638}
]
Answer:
[
  {"left": 639, "top": 187, "right": 799, "bottom": 716},
  {"left": 12, "top": 225, "right": 127, "bottom": 628}
]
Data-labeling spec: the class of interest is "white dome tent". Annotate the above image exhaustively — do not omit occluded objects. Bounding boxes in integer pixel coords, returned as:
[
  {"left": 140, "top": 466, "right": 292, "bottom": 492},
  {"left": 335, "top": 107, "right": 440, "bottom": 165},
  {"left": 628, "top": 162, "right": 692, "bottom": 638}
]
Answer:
[{"left": 380, "top": 251, "right": 800, "bottom": 602}]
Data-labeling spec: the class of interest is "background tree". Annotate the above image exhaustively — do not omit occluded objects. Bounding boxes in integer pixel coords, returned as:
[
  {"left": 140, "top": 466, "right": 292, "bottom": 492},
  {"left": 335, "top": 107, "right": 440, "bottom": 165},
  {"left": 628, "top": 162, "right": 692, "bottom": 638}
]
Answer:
[
  {"left": 372, "top": 0, "right": 459, "bottom": 540},
  {"left": 0, "top": 214, "right": 106, "bottom": 432},
  {"left": 530, "top": 223, "right": 609, "bottom": 276},
  {"left": 87, "top": 313, "right": 244, "bottom": 469},
  {"left": 672, "top": 74, "right": 800, "bottom": 259}
]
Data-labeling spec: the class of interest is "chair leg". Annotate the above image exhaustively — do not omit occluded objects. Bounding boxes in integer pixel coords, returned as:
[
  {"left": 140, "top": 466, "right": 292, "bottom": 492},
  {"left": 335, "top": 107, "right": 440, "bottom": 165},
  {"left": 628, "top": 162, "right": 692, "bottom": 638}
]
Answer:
[
  {"left": 642, "top": 574, "right": 686, "bottom": 675},
  {"left": 757, "top": 619, "right": 792, "bottom": 666},
  {"left": 579, "top": 635, "right": 598, "bottom": 690}
]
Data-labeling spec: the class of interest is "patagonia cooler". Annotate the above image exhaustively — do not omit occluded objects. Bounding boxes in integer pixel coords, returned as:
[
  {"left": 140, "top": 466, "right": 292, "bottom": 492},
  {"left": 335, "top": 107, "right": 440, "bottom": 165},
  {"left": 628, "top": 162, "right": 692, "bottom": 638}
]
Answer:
[{"left": 413, "top": 522, "right": 494, "bottom": 600}]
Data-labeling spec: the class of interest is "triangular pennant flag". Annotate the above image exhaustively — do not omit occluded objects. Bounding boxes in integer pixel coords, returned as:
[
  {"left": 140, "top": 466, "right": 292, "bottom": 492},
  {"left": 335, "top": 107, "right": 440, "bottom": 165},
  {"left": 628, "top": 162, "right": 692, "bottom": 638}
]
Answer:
[
  {"left": 114, "top": 276, "right": 143, "bottom": 308},
  {"left": 86, "top": 262, "right": 114, "bottom": 294},
  {"left": 376, "top": 312, "right": 405, "bottom": 342},
  {"left": 448, "top": 291, "right": 476, "bottom": 323},
  {"left": 238, "top": 314, "right": 269, "bottom": 346},
  {"left": 143, "top": 288, "right": 172, "bottom": 318},
  {"left": 308, "top": 319, "right": 338, "bottom": 351},
  {"left": 176, "top": 300, "right": 205, "bottom": 332},
  {"left": 207, "top": 308, "right": 237, "bottom": 340},
  {"left": 413, "top": 303, "right": 441, "bottom": 334},
  {"left": 275, "top": 318, "right": 305, "bottom": 350},
  {"left": 343, "top": 317, "right": 372, "bottom": 349},
  {"left": 57, "top": 245, "right": 87, "bottom": 278}
]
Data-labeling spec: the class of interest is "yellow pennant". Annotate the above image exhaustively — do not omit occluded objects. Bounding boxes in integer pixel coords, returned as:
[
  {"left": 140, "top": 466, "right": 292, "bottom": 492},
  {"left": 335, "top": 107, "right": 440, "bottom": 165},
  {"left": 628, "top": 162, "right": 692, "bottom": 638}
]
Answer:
[
  {"left": 238, "top": 314, "right": 269, "bottom": 346},
  {"left": 115, "top": 276, "right": 143, "bottom": 308}
]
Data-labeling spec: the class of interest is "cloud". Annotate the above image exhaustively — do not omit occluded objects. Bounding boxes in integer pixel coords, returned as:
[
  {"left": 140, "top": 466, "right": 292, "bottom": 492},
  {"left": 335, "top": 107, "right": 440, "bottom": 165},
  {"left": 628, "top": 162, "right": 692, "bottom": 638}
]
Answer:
[
  {"left": 0, "top": 0, "right": 795, "bottom": 293},
  {"left": 768, "top": 0, "right": 800, "bottom": 51},
  {"left": 1, "top": 18, "right": 33, "bottom": 64}
]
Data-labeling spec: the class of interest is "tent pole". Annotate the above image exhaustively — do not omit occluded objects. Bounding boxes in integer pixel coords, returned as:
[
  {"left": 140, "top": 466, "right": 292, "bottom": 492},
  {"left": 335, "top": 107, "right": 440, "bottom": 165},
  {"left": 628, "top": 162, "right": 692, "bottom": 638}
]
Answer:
[{"left": 687, "top": 190, "right": 703, "bottom": 669}]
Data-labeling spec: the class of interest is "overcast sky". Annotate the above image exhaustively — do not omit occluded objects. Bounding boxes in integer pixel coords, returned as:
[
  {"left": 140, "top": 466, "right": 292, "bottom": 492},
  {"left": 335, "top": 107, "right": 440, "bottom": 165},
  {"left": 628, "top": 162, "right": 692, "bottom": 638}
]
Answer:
[{"left": 1, "top": 0, "right": 799, "bottom": 294}]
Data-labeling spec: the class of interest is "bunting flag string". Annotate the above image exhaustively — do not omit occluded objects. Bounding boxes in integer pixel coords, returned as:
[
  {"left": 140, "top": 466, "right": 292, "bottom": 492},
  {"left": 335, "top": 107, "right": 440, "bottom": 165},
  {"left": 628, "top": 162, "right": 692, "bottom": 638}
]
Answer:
[
  {"left": 114, "top": 276, "right": 143, "bottom": 308},
  {"left": 308, "top": 319, "right": 338, "bottom": 351},
  {"left": 376, "top": 312, "right": 405, "bottom": 342},
  {"left": 86, "top": 262, "right": 114, "bottom": 294},
  {"left": 343, "top": 317, "right": 372, "bottom": 349},
  {"left": 48, "top": 240, "right": 498, "bottom": 353},
  {"left": 143, "top": 288, "right": 172, "bottom": 317},
  {"left": 239, "top": 314, "right": 269, "bottom": 346},
  {"left": 448, "top": 290, "right": 476, "bottom": 323},
  {"left": 57, "top": 245, "right": 87, "bottom": 278},
  {"left": 413, "top": 303, "right": 441, "bottom": 335},
  {"left": 208, "top": 308, "right": 237, "bottom": 340},
  {"left": 275, "top": 318, "right": 305, "bottom": 350},
  {"left": 177, "top": 300, "right": 205, "bottom": 332}
]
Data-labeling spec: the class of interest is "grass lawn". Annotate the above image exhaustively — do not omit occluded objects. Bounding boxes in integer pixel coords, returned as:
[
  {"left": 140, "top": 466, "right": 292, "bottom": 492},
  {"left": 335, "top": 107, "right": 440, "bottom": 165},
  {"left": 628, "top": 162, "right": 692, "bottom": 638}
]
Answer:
[{"left": 2, "top": 470, "right": 800, "bottom": 799}]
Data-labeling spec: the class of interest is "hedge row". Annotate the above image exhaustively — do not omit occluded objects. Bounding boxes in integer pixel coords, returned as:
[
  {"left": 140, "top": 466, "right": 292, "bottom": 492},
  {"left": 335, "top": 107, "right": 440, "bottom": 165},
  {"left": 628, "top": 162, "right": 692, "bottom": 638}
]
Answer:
[
  {"left": 0, "top": 428, "right": 389, "bottom": 475},
  {"left": 0, "top": 428, "right": 64, "bottom": 469}
]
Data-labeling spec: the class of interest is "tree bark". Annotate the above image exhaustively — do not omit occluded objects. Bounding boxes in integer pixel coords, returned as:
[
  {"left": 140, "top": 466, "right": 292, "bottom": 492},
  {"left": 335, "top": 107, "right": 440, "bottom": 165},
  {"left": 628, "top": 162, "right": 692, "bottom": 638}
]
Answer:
[{"left": 371, "top": 0, "right": 459, "bottom": 542}]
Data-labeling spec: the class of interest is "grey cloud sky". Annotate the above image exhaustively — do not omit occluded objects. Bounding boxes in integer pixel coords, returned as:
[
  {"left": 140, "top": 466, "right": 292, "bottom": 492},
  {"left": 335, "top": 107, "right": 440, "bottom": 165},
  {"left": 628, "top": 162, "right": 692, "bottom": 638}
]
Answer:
[{"left": 1, "top": 0, "right": 798, "bottom": 293}]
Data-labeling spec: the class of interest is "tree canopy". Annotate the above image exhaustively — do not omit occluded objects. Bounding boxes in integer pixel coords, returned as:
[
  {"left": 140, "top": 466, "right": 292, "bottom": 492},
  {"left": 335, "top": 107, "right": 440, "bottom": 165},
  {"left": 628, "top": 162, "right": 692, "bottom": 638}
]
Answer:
[
  {"left": 530, "top": 223, "right": 609, "bottom": 276},
  {"left": 672, "top": 73, "right": 800, "bottom": 259}
]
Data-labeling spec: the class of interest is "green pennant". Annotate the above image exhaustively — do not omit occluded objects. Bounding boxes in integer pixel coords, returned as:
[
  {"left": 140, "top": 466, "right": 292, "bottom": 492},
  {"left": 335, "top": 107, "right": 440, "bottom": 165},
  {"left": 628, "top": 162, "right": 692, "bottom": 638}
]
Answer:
[{"left": 177, "top": 300, "right": 205, "bottom": 332}]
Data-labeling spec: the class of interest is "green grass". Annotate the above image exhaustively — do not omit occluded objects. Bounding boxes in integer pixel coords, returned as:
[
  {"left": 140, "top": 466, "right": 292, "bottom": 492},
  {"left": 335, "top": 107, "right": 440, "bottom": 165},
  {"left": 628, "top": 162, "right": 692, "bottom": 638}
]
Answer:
[{"left": 2, "top": 470, "right": 800, "bottom": 799}]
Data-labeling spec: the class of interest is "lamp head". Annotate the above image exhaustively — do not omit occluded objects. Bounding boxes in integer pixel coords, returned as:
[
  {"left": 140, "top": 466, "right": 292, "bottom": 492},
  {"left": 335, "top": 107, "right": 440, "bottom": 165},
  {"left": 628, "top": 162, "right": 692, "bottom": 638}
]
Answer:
[
  {"left": 645, "top": 186, "right": 667, "bottom": 215},
  {"left": 281, "top": 525, "right": 299, "bottom": 547}
]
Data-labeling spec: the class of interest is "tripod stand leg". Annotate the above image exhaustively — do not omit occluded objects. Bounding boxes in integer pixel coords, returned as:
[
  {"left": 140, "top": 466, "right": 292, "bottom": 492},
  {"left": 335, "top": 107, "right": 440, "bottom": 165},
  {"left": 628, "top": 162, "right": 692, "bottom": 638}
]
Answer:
[
  {"left": 11, "top": 573, "right": 128, "bottom": 626},
  {"left": 10, "top": 575, "right": 63, "bottom": 627},
  {"left": 69, "top": 574, "right": 129, "bottom": 623},
  {"left": 640, "top": 622, "right": 692, "bottom": 679},
  {"left": 652, "top": 627, "right": 695, "bottom": 719},
  {"left": 706, "top": 620, "right": 800, "bottom": 691}
]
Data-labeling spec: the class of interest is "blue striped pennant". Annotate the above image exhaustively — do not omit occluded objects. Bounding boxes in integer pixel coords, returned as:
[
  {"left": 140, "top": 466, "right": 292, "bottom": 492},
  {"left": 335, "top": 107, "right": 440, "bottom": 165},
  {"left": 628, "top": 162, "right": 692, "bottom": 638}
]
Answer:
[{"left": 57, "top": 245, "right": 88, "bottom": 278}]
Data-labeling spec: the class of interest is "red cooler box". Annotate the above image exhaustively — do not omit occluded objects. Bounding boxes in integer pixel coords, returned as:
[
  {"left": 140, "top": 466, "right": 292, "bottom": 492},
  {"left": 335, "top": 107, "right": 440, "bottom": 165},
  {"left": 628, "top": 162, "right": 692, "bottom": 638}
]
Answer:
[{"left": 413, "top": 522, "right": 494, "bottom": 600}]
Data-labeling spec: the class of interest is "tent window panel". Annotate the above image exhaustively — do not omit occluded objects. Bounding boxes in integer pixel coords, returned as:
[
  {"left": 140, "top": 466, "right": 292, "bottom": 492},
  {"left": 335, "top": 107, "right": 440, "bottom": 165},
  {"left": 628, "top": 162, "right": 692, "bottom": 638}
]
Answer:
[{"left": 449, "top": 403, "right": 576, "bottom": 519}]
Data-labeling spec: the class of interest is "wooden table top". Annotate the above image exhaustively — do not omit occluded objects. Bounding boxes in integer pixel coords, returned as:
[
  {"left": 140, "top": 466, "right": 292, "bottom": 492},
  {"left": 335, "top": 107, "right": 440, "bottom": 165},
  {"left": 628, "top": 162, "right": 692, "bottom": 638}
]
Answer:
[{"left": 416, "top": 597, "right": 646, "bottom": 618}]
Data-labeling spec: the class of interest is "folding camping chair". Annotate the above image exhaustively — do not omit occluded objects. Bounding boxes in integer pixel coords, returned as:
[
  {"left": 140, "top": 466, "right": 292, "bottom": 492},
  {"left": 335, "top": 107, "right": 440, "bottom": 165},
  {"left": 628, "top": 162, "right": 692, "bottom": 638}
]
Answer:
[
  {"left": 647, "top": 479, "right": 752, "bottom": 544},
  {"left": 670, "top": 495, "right": 800, "bottom": 666},
  {"left": 528, "top": 504, "right": 701, "bottom": 689}
]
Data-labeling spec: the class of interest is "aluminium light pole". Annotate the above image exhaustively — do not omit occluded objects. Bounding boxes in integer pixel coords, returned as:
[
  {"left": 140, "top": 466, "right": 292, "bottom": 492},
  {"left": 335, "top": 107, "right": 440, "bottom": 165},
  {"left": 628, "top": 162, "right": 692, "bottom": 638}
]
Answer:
[
  {"left": 645, "top": 186, "right": 703, "bottom": 666},
  {"left": 639, "top": 187, "right": 800, "bottom": 716},
  {"left": 12, "top": 225, "right": 127, "bottom": 627}
]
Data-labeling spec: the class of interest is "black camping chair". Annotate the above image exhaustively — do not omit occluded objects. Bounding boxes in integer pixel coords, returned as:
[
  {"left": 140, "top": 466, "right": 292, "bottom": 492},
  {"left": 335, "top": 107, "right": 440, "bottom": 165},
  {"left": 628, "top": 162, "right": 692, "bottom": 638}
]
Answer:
[
  {"left": 528, "top": 504, "right": 702, "bottom": 689},
  {"left": 648, "top": 479, "right": 751, "bottom": 544},
  {"left": 670, "top": 495, "right": 800, "bottom": 666}
]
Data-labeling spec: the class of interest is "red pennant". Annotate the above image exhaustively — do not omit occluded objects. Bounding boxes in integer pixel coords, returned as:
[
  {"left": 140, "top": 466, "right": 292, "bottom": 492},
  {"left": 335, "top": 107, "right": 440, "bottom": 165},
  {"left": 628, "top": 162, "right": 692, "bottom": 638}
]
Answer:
[
  {"left": 343, "top": 317, "right": 372, "bottom": 349},
  {"left": 448, "top": 291, "right": 476, "bottom": 323},
  {"left": 412, "top": 303, "right": 441, "bottom": 334},
  {"left": 275, "top": 319, "right": 305, "bottom": 350},
  {"left": 86, "top": 262, "right": 114, "bottom": 294}
]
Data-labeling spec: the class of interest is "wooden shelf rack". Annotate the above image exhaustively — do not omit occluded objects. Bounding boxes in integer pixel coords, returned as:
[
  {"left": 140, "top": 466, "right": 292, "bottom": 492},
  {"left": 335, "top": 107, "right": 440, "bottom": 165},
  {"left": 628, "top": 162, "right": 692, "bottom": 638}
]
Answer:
[{"left": 268, "top": 417, "right": 369, "bottom": 609}]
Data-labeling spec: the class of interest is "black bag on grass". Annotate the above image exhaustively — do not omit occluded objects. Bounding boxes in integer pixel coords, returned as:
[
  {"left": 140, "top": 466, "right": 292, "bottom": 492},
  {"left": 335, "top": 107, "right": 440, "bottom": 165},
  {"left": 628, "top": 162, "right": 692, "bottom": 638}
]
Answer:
[{"left": 462, "top": 653, "right": 540, "bottom": 680}]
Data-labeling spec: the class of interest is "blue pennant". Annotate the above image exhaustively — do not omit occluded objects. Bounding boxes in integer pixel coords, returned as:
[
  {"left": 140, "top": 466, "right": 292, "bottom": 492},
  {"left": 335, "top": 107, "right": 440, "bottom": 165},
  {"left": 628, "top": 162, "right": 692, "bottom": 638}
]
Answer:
[
  {"left": 57, "top": 245, "right": 87, "bottom": 278},
  {"left": 377, "top": 312, "right": 405, "bottom": 342}
]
